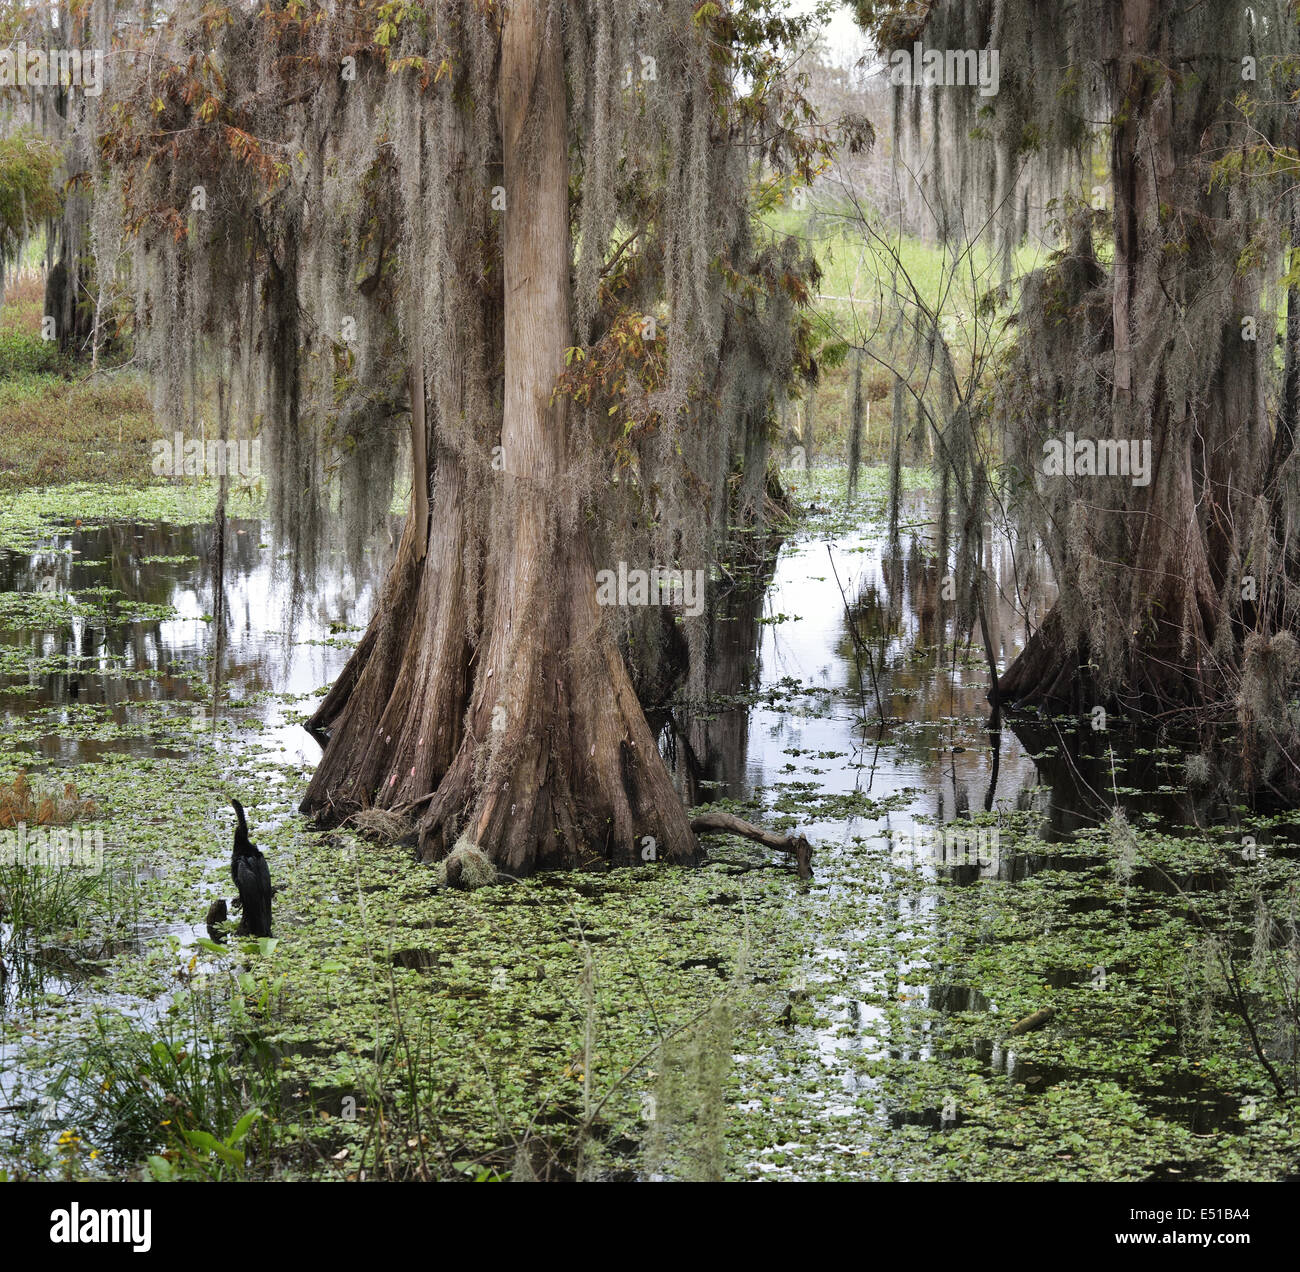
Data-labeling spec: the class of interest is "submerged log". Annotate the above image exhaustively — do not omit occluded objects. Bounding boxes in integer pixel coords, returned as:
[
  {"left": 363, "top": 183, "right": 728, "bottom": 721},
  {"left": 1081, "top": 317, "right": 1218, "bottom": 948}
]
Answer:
[
  {"left": 1007, "top": 1006, "right": 1055, "bottom": 1037},
  {"left": 204, "top": 897, "right": 229, "bottom": 943},
  {"left": 690, "top": 811, "right": 813, "bottom": 880}
]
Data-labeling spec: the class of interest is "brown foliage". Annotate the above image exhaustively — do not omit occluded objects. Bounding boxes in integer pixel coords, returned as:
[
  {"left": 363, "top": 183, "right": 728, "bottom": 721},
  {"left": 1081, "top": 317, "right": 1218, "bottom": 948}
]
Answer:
[{"left": 0, "top": 770, "right": 97, "bottom": 830}]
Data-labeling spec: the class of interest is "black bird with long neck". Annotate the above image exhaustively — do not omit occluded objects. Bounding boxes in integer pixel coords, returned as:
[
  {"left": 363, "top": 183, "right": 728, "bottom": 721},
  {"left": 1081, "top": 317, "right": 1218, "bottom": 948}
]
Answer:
[{"left": 230, "top": 798, "right": 272, "bottom": 938}]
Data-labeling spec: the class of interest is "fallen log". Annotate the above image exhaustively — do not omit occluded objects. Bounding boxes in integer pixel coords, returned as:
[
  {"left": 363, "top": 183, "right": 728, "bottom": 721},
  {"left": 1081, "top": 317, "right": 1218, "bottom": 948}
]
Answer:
[
  {"left": 204, "top": 898, "right": 229, "bottom": 944},
  {"left": 1007, "top": 1006, "right": 1055, "bottom": 1037},
  {"left": 690, "top": 811, "right": 813, "bottom": 880}
]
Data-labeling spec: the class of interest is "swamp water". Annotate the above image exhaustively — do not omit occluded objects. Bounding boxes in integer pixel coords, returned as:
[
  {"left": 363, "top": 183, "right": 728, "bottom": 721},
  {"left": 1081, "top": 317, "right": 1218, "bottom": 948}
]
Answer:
[{"left": 0, "top": 472, "right": 1297, "bottom": 1180}]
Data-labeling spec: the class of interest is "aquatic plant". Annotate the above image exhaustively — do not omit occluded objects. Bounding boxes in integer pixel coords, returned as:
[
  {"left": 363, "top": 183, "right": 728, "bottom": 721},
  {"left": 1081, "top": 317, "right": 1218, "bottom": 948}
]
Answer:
[{"left": 49, "top": 1009, "right": 277, "bottom": 1179}]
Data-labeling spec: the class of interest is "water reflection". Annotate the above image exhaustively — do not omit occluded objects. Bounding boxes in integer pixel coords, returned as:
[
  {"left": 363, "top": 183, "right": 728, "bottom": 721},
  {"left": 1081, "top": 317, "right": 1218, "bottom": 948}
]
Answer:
[
  {"left": 667, "top": 494, "right": 1055, "bottom": 857},
  {"left": 0, "top": 516, "right": 392, "bottom": 768}
]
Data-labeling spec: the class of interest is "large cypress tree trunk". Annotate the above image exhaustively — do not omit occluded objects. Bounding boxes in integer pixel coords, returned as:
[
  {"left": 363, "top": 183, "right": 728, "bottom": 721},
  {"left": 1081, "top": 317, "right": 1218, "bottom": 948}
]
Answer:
[
  {"left": 998, "top": 0, "right": 1268, "bottom": 714},
  {"left": 302, "top": 0, "right": 698, "bottom": 874}
]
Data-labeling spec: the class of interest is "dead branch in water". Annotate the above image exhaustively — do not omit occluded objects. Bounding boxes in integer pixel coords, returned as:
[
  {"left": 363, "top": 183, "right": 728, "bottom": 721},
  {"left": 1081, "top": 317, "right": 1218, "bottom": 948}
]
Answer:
[
  {"left": 690, "top": 811, "right": 813, "bottom": 880},
  {"left": 1007, "top": 1006, "right": 1055, "bottom": 1037}
]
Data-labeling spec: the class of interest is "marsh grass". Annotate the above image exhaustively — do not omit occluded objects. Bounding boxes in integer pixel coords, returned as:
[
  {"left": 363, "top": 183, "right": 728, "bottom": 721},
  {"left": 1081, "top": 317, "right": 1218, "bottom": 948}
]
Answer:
[
  {"left": 0, "top": 861, "right": 114, "bottom": 1001},
  {"left": 47, "top": 998, "right": 280, "bottom": 1180},
  {"left": 0, "top": 769, "right": 97, "bottom": 829},
  {"left": 0, "top": 291, "right": 155, "bottom": 491},
  {"left": 0, "top": 770, "right": 118, "bottom": 997}
]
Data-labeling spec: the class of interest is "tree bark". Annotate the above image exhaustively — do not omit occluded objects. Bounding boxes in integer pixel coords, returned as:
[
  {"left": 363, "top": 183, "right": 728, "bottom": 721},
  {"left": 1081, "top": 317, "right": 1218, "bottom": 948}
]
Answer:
[{"left": 301, "top": 0, "right": 698, "bottom": 874}]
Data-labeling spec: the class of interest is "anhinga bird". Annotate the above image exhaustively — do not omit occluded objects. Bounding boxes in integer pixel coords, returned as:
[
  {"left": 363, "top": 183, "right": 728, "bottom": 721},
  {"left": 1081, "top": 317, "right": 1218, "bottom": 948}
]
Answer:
[{"left": 230, "top": 798, "right": 272, "bottom": 938}]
